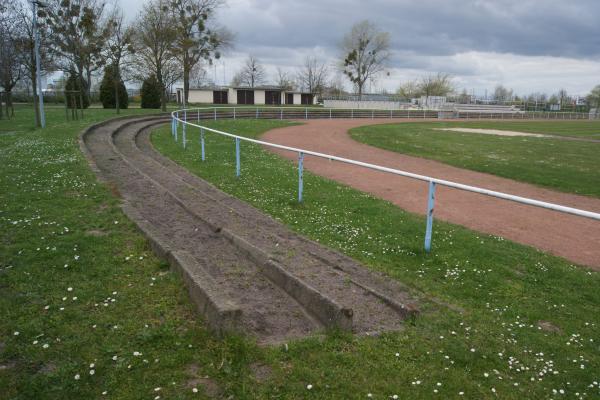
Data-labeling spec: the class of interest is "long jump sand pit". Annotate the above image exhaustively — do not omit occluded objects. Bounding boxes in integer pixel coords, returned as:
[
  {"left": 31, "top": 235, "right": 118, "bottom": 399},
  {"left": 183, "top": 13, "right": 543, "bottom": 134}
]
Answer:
[{"left": 434, "top": 127, "right": 550, "bottom": 138}]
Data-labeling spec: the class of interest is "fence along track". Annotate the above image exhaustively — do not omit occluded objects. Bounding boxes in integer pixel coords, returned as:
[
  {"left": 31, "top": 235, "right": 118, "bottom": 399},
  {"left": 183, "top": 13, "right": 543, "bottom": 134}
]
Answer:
[{"left": 172, "top": 107, "right": 600, "bottom": 254}]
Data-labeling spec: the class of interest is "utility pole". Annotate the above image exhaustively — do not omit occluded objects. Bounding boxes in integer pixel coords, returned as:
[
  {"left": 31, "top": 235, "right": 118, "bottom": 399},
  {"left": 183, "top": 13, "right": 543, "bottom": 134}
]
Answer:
[{"left": 32, "top": 0, "right": 46, "bottom": 128}]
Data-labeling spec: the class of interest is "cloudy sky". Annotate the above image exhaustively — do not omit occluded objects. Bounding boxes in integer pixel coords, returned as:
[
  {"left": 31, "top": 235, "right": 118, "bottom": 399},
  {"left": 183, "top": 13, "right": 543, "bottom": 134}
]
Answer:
[{"left": 123, "top": 0, "right": 600, "bottom": 97}]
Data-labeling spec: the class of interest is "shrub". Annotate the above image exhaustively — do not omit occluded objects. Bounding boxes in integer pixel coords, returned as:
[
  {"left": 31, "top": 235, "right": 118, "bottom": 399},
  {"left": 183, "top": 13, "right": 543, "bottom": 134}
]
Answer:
[
  {"left": 99, "top": 65, "right": 129, "bottom": 109},
  {"left": 141, "top": 75, "right": 161, "bottom": 109}
]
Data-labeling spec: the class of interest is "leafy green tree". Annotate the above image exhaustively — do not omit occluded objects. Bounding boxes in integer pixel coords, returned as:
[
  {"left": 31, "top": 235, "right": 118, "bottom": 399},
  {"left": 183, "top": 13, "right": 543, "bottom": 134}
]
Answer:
[
  {"left": 99, "top": 64, "right": 128, "bottom": 109},
  {"left": 141, "top": 75, "right": 161, "bottom": 109}
]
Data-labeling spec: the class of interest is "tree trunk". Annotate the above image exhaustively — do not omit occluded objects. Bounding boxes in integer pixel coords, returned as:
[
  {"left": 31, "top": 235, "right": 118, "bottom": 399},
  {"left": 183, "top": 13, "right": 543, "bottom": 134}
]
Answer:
[
  {"left": 78, "top": 73, "right": 86, "bottom": 118},
  {"left": 157, "top": 68, "right": 167, "bottom": 112},
  {"left": 85, "top": 66, "right": 93, "bottom": 100},
  {"left": 7, "top": 91, "right": 14, "bottom": 117},
  {"left": 31, "top": 68, "right": 41, "bottom": 127},
  {"left": 183, "top": 54, "right": 190, "bottom": 105},
  {"left": 114, "top": 67, "right": 120, "bottom": 114}
]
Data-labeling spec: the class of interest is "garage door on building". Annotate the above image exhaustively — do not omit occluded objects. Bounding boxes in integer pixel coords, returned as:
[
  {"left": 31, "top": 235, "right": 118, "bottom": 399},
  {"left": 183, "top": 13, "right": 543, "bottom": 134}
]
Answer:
[
  {"left": 265, "top": 91, "right": 282, "bottom": 105},
  {"left": 301, "top": 94, "right": 314, "bottom": 105},
  {"left": 237, "top": 90, "right": 254, "bottom": 105},
  {"left": 212, "top": 90, "right": 228, "bottom": 104}
]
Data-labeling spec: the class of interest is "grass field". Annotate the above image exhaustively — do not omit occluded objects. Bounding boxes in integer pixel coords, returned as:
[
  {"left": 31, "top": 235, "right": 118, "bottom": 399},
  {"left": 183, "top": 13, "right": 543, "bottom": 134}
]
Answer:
[
  {"left": 152, "top": 120, "right": 600, "bottom": 399},
  {"left": 1, "top": 107, "right": 599, "bottom": 399},
  {"left": 349, "top": 121, "right": 600, "bottom": 198}
]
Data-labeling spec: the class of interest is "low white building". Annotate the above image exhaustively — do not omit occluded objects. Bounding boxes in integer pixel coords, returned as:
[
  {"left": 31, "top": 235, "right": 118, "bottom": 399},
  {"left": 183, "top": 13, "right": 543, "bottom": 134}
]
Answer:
[{"left": 176, "top": 86, "right": 317, "bottom": 106}]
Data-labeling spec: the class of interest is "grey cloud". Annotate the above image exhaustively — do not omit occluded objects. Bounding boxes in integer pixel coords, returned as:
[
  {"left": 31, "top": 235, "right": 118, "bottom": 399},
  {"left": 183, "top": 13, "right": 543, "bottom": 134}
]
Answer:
[{"left": 218, "top": 0, "right": 600, "bottom": 59}]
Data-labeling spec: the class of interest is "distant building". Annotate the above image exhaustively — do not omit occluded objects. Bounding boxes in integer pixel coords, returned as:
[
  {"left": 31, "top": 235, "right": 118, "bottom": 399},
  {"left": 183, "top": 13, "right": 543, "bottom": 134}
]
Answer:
[{"left": 176, "top": 86, "right": 317, "bottom": 106}]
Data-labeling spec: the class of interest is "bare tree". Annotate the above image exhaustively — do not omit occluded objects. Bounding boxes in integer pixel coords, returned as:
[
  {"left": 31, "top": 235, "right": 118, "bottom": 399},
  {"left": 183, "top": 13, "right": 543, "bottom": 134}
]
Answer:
[
  {"left": 134, "top": 0, "right": 179, "bottom": 111},
  {"left": 457, "top": 88, "right": 471, "bottom": 104},
  {"left": 557, "top": 88, "right": 569, "bottom": 109},
  {"left": 13, "top": 2, "right": 54, "bottom": 126},
  {"left": 0, "top": 5, "right": 23, "bottom": 117},
  {"left": 340, "top": 20, "right": 390, "bottom": 99},
  {"left": 190, "top": 62, "right": 213, "bottom": 87},
  {"left": 104, "top": 8, "right": 134, "bottom": 114},
  {"left": 275, "top": 67, "right": 294, "bottom": 90},
  {"left": 40, "top": 0, "right": 112, "bottom": 103},
  {"left": 396, "top": 80, "right": 420, "bottom": 99},
  {"left": 296, "top": 56, "right": 328, "bottom": 96},
  {"left": 418, "top": 73, "right": 454, "bottom": 97},
  {"left": 235, "top": 56, "right": 265, "bottom": 88},
  {"left": 170, "top": 0, "right": 232, "bottom": 103},
  {"left": 587, "top": 85, "right": 600, "bottom": 113},
  {"left": 493, "top": 85, "right": 513, "bottom": 102},
  {"left": 321, "top": 72, "right": 347, "bottom": 97}
]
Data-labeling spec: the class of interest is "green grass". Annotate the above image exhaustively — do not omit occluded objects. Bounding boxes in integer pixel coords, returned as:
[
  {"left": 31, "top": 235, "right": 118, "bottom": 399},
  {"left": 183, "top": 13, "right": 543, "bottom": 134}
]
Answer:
[
  {"left": 349, "top": 121, "right": 600, "bottom": 198},
  {"left": 152, "top": 120, "right": 600, "bottom": 399},
  {"left": 1, "top": 107, "right": 599, "bottom": 399}
]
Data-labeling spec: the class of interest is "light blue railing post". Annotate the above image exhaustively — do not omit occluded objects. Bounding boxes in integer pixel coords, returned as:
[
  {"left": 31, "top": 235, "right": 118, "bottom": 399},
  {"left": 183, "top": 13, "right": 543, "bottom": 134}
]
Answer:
[
  {"left": 235, "top": 138, "right": 240, "bottom": 177},
  {"left": 171, "top": 117, "right": 175, "bottom": 137},
  {"left": 298, "top": 152, "right": 304, "bottom": 202},
  {"left": 424, "top": 181, "right": 436, "bottom": 252},
  {"left": 174, "top": 113, "right": 178, "bottom": 142},
  {"left": 233, "top": 107, "right": 236, "bottom": 120},
  {"left": 182, "top": 110, "right": 187, "bottom": 149},
  {"left": 214, "top": 108, "right": 217, "bottom": 121},
  {"left": 280, "top": 108, "right": 283, "bottom": 120},
  {"left": 200, "top": 128, "right": 205, "bottom": 161}
]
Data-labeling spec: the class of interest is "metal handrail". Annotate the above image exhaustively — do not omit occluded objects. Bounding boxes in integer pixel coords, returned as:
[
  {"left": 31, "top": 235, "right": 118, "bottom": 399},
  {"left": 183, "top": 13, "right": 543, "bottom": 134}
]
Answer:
[{"left": 170, "top": 107, "right": 600, "bottom": 252}]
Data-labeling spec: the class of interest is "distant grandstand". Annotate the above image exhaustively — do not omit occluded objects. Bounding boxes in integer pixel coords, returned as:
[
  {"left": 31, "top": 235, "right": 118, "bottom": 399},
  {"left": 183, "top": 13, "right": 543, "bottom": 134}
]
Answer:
[{"left": 322, "top": 93, "right": 589, "bottom": 114}]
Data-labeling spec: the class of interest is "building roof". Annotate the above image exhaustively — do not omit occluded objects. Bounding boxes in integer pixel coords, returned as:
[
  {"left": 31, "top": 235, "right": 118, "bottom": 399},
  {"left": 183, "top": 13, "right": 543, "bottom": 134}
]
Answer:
[
  {"left": 181, "top": 85, "right": 316, "bottom": 94},
  {"left": 232, "top": 85, "right": 287, "bottom": 91}
]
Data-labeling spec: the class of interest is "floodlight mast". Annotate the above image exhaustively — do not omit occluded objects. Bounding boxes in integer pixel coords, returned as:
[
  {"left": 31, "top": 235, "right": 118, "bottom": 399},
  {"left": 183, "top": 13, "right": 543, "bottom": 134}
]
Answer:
[{"left": 31, "top": 0, "right": 46, "bottom": 128}]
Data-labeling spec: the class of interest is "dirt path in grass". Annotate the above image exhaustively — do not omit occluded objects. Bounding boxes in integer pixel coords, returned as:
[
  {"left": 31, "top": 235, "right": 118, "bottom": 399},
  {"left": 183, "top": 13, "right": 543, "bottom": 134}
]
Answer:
[
  {"left": 261, "top": 119, "right": 600, "bottom": 269},
  {"left": 81, "top": 116, "right": 417, "bottom": 343}
]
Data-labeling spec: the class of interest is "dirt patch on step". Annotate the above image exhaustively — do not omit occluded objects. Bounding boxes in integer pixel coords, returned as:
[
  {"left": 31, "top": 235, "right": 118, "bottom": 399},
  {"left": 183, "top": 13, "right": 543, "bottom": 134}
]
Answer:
[
  {"left": 186, "top": 364, "right": 222, "bottom": 397},
  {"left": 537, "top": 320, "right": 562, "bottom": 333},
  {"left": 85, "top": 229, "right": 107, "bottom": 237},
  {"left": 250, "top": 362, "right": 273, "bottom": 383}
]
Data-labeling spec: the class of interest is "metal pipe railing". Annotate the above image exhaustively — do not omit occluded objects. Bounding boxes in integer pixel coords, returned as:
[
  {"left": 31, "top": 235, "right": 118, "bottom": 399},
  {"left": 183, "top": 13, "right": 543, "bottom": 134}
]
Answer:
[{"left": 170, "top": 107, "right": 600, "bottom": 253}]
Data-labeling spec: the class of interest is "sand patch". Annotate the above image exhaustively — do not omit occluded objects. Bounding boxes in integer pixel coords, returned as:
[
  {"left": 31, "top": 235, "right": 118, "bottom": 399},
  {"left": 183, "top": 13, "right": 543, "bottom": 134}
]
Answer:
[{"left": 435, "top": 128, "right": 549, "bottom": 138}]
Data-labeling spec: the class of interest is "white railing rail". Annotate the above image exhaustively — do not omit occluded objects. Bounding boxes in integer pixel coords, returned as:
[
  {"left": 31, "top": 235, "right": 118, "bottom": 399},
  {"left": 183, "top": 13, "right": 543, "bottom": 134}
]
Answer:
[{"left": 170, "top": 107, "right": 600, "bottom": 252}]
